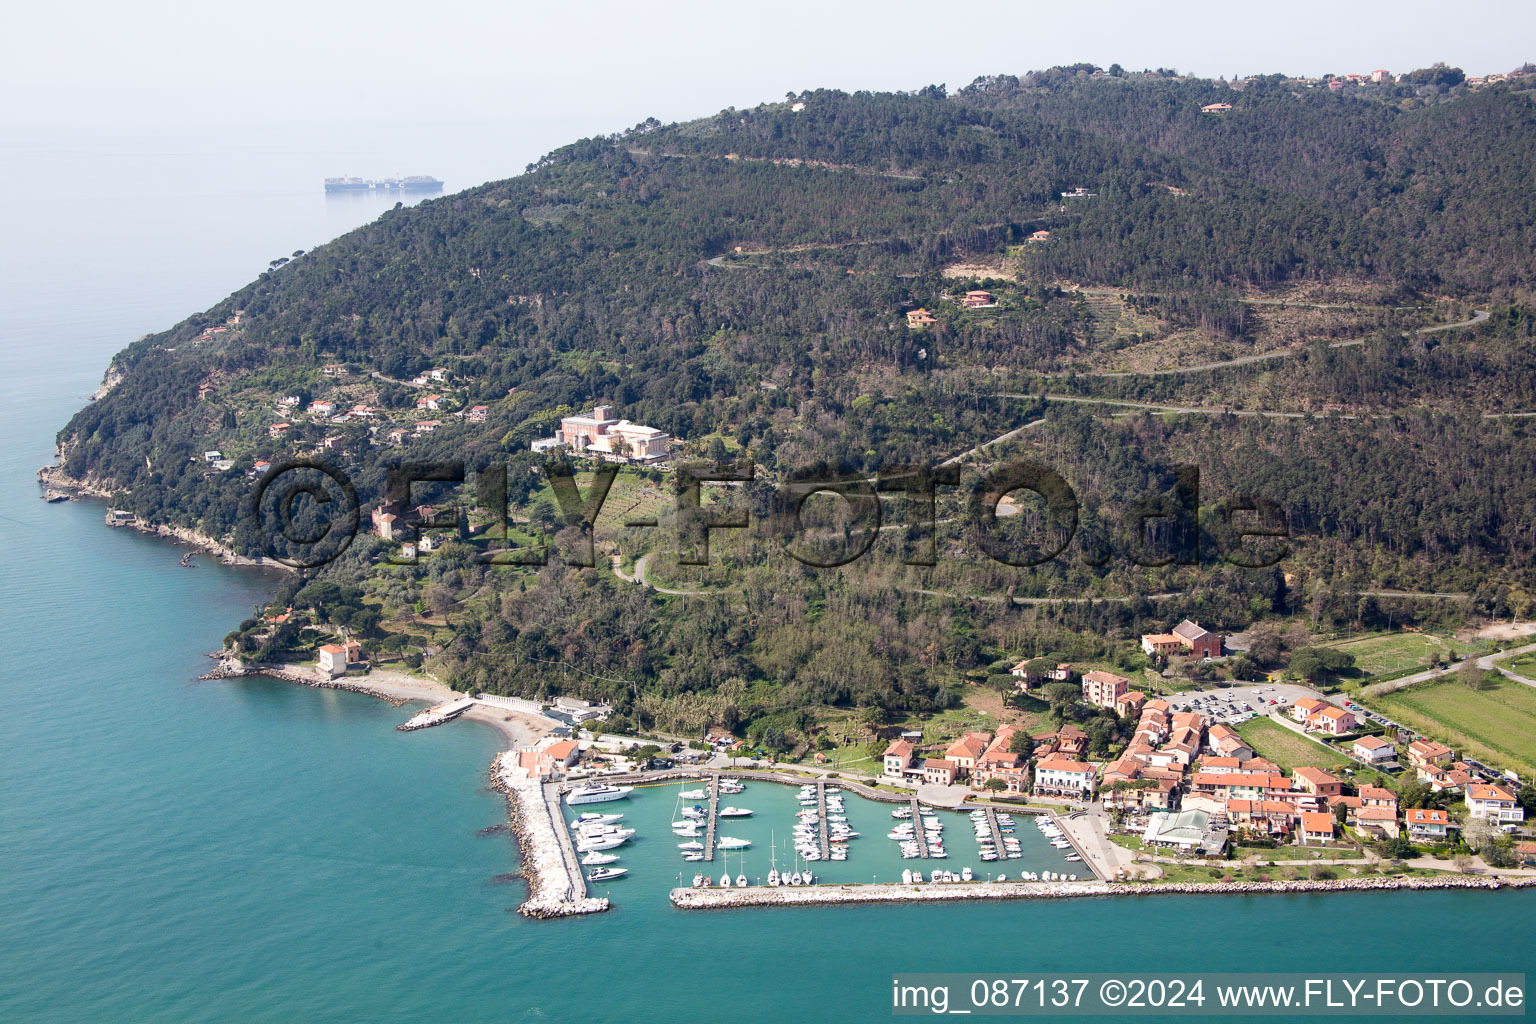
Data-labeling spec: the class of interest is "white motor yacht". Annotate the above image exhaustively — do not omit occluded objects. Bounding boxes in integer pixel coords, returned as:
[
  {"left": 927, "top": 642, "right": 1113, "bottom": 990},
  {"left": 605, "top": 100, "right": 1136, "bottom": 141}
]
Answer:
[{"left": 565, "top": 783, "right": 633, "bottom": 806}]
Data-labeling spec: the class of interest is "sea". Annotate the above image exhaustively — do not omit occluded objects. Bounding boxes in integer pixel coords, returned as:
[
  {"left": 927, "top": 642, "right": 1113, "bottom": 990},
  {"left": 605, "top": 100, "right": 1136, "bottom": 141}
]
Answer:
[{"left": 0, "top": 119, "right": 1531, "bottom": 1024}]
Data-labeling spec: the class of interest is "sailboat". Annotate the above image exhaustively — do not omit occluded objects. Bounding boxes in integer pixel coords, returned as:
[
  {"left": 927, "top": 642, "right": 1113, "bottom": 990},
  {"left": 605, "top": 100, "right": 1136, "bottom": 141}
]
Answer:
[
  {"left": 719, "top": 870, "right": 731, "bottom": 888},
  {"left": 767, "top": 831, "right": 781, "bottom": 886},
  {"left": 734, "top": 850, "right": 747, "bottom": 889}
]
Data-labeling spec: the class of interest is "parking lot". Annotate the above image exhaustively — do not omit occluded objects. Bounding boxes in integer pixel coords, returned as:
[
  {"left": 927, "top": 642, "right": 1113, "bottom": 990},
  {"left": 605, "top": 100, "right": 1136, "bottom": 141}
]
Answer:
[{"left": 1163, "top": 682, "right": 1327, "bottom": 725}]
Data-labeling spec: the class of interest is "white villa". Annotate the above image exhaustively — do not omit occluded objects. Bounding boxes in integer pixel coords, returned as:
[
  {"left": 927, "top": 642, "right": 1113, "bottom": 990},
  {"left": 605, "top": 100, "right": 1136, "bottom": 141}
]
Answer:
[{"left": 531, "top": 405, "right": 672, "bottom": 463}]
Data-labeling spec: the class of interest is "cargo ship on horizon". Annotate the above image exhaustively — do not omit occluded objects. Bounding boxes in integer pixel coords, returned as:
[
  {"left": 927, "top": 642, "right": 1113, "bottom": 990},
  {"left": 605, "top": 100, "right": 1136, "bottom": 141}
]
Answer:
[{"left": 324, "top": 175, "right": 444, "bottom": 193}]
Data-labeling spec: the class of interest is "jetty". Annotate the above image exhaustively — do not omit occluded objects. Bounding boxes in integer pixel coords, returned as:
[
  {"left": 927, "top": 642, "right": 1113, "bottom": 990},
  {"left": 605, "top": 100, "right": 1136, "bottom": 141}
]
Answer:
[
  {"left": 398, "top": 696, "right": 475, "bottom": 731},
  {"left": 703, "top": 774, "right": 720, "bottom": 862},
  {"left": 909, "top": 796, "right": 930, "bottom": 858},
  {"left": 490, "top": 753, "right": 608, "bottom": 918},
  {"left": 816, "top": 780, "right": 830, "bottom": 861}
]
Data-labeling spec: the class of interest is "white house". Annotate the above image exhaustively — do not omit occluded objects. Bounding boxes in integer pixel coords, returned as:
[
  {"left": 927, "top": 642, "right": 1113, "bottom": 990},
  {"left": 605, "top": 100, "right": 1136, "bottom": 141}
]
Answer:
[
  {"left": 1352, "top": 735, "right": 1396, "bottom": 763},
  {"left": 1031, "top": 755, "right": 1096, "bottom": 800},
  {"left": 1405, "top": 807, "right": 1452, "bottom": 840},
  {"left": 1466, "top": 783, "right": 1525, "bottom": 824},
  {"left": 317, "top": 640, "right": 361, "bottom": 678}
]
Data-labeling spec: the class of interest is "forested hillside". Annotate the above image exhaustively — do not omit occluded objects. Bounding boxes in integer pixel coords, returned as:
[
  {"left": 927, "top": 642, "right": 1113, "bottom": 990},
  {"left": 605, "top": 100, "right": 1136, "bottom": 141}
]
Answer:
[{"left": 51, "top": 66, "right": 1536, "bottom": 743}]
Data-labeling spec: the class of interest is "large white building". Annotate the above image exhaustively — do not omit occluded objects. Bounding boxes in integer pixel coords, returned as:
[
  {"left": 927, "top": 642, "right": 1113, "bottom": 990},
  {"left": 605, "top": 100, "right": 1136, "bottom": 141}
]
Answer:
[{"left": 531, "top": 405, "right": 672, "bottom": 463}]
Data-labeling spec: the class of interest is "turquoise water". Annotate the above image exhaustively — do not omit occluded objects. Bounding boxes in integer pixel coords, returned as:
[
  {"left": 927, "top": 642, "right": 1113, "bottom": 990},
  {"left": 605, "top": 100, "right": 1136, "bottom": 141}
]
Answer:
[{"left": 1, "top": 123, "right": 1533, "bottom": 1023}]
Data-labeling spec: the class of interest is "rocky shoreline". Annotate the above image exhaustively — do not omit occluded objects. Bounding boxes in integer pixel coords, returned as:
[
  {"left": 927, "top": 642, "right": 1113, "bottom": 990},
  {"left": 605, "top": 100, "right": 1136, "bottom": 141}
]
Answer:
[
  {"left": 36, "top": 461, "right": 294, "bottom": 573},
  {"left": 198, "top": 661, "right": 410, "bottom": 707},
  {"left": 671, "top": 872, "right": 1534, "bottom": 910}
]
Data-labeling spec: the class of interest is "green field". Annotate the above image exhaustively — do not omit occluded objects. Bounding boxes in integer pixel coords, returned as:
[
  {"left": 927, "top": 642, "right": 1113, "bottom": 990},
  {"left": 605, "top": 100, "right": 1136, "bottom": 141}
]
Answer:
[
  {"left": 1321, "top": 632, "right": 1448, "bottom": 678},
  {"left": 1497, "top": 651, "right": 1536, "bottom": 679},
  {"left": 1368, "top": 677, "right": 1536, "bottom": 776},
  {"left": 1236, "top": 717, "right": 1355, "bottom": 772}
]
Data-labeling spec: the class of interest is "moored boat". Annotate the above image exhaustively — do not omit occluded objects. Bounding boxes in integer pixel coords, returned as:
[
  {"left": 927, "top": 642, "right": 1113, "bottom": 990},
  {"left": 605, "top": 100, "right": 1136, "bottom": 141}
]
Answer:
[{"left": 565, "top": 783, "right": 634, "bottom": 806}]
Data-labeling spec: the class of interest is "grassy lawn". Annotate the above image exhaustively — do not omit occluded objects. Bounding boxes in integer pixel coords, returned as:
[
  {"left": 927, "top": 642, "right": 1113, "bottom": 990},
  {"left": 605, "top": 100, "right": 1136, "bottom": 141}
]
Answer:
[
  {"left": 1236, "top": 717, "right": 1353, "bottom": 771},
  {"left": 1320, "top": 632, "right": 1448, "bottom": 678},
  {"left": 1236, "top": 718, "right": 1395, "bottom": 786},
  {"left": 1368, "top": 676, "right": 1536, "bottom": 776},
  {"left": 1496, "top": 651, "right": 1536, "bottom": 678},
  {"left": 1109, "top": 835, "right": 1144, "bottom": 850}
]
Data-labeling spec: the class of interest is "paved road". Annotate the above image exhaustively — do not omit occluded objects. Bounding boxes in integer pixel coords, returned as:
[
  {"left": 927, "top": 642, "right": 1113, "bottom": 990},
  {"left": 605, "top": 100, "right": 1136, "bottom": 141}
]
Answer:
[
  {"left": 1364, "top": 640, "right": 1536, "bottom": 695},
  {"left": 610, "top": 551, "right": 713, "bottom": 596},
  {"left": 909, "top": 587, "right": 1187, "bottom": 606},
  {"left": 1056, "top": 806, "right": 1136, "bottom": 880},
  {"left": 940, "top": 418, "right": 1046, "bottom": 466}
]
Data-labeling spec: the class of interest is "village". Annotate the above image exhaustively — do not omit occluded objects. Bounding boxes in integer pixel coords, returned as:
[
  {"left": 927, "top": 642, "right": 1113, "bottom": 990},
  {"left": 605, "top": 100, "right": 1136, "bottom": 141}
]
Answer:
[
  {"left": 182, "top": 317, "right": 680, "bottom": 485},
  {"left": 439, "top": 613, "right": 1536, "bottom": 916}
]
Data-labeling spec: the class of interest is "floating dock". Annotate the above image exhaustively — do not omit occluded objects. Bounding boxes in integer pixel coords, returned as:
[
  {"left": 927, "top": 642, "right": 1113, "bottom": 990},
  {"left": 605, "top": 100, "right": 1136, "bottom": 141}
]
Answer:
[
  {"left": 816, "top": 780, "right": 830, "bottom": 861},
  {"left": 982, "top": 806, "right": 1006, "bottom": 852},
  {"left": 909, "top": 797, "right": 930, "bottom": 858},
  {"left": 703, "top": 774, "right": 720, "bottom": 862}
]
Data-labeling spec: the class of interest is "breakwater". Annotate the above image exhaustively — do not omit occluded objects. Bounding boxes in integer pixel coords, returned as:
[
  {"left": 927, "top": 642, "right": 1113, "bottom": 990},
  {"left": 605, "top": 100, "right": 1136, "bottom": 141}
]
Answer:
[
  {"left": 671, "top": 872, "right": 1533, "bottom": 910},
  {"left": 491, "top": 755, "right": 609, "bottom": 919}
]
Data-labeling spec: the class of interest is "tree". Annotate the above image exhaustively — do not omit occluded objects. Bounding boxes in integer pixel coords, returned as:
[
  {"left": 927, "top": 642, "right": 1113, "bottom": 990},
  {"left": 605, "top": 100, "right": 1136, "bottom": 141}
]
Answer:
[
  {"left": 1041, "top": 682, "right": 1079, "bottom": 708},
  {"left": 1287, "top": 647, "right": 1355, "bottom": 683},
  {"left": 1458, "top": 660, "right": 1493, "bottom": 690},
  {"left": 1380, "top": 834, "right": 1415, "bottom": 860},
  {"left": 984, "top": 778, "right": 1006, "bottom": 793},
  {"left": 1008, "top": 730, "right": 1033, "bottom": 756}
]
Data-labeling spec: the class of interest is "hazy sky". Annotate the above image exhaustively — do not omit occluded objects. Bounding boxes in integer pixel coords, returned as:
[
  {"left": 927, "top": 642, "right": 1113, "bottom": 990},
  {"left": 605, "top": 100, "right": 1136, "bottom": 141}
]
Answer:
[{"left": 6, "top": 0, "right": 1533, "bottom": 137}]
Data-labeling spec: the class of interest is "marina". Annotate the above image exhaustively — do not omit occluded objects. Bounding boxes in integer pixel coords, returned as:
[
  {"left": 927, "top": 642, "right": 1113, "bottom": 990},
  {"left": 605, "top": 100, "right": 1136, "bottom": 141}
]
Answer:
[{"left": 535, "top": 769, "right": 1089, "bottom": 910}]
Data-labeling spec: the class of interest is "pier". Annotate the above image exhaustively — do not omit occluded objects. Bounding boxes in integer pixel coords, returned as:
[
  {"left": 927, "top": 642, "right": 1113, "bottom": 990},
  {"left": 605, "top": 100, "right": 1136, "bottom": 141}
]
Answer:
[
  {"left": 982, "top": 806, "right": 1006, "bottom": 852},
  {"left": 816, "top": 780, "right": 830, "bottom": 861},
  {"left": 909, "top": 797, "right": 930, "bottom": 858},
  {"left": 397, "top": 697, "right": 475, "bottom": 731},
  {"left": 703, "top": 774, "right": 720, "bottom": 862}
]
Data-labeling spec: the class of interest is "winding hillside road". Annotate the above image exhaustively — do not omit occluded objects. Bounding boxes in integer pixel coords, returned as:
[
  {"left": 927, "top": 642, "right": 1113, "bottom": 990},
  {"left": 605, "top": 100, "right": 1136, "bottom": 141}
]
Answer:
[{"left": 1039, "top": 309, "right": 1488, "bottom": 379}]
